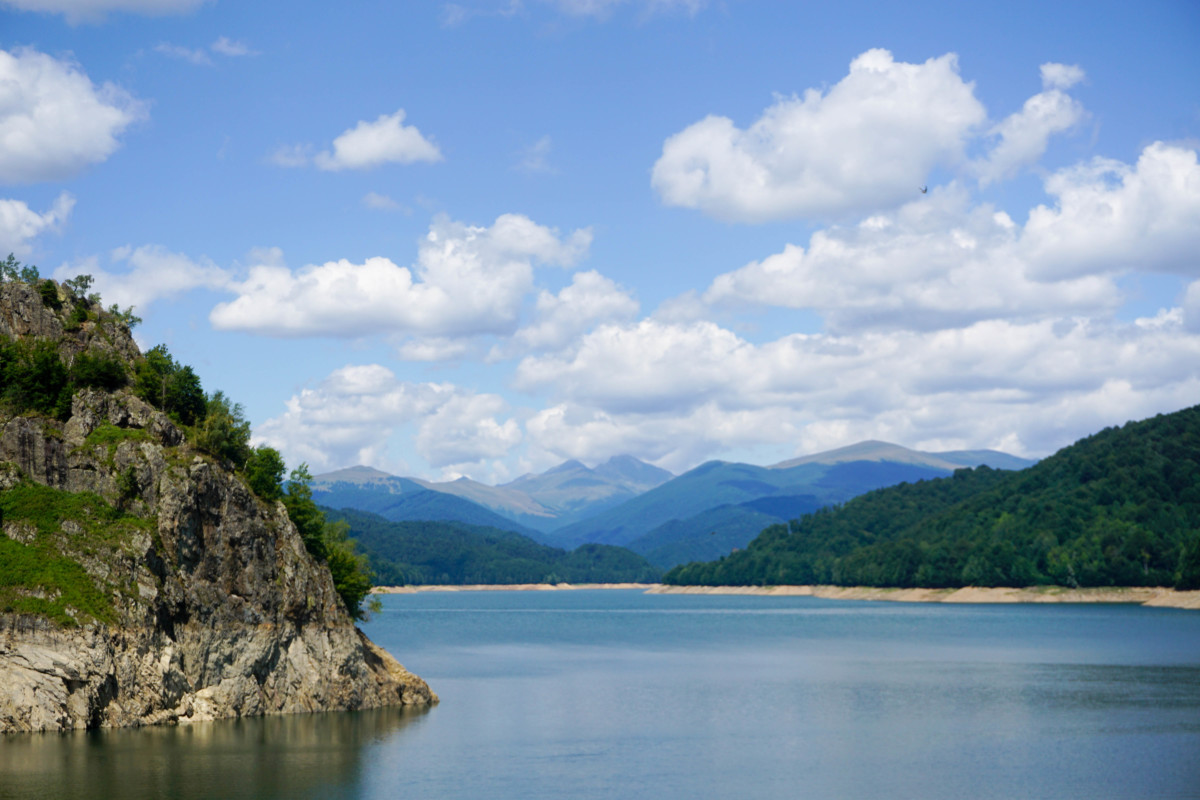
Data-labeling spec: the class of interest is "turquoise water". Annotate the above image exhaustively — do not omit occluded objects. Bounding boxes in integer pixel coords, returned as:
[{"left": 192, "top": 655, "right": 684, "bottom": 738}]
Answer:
[{"left": 3, "top": 590, "right": 1199, "bottom": 799}]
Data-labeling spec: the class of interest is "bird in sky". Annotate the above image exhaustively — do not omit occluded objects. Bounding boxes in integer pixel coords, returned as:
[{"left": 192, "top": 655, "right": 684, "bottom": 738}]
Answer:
[{"left": 919, "top": 185, "right": 928, "bottom": 194}]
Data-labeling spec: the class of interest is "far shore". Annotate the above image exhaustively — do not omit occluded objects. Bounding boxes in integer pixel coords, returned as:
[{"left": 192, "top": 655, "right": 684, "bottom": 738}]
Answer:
[{"left": 372, "top": 583, "right": 1200, "bottom": 610}]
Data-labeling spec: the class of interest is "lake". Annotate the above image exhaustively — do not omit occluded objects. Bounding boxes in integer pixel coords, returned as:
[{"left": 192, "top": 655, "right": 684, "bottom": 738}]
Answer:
[{"left": 3, "top": 590, "right": 1199, "bottom": 799}]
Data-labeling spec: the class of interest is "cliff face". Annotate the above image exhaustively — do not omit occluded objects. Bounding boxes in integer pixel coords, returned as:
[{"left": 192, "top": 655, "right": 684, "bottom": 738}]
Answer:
[{"left": 0, "top": 282, "right": 435, "bottom": 733}]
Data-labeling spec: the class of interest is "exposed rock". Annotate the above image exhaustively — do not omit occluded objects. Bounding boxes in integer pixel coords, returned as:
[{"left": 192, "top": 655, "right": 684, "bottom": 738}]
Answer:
[{"left": 0, "top": 282, "right": 436, "bottom": 733}]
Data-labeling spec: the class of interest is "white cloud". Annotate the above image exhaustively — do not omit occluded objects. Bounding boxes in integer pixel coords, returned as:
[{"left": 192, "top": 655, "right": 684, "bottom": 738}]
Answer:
[
  {"left": 0, "top": 48, "right": 145, "bottom": 184},
  {"left": 973, "top": 66, "right": 1087, "bottom": 185},
  {"left": 544, "top": 0, "right": 705, "bottom": 17},
  {"left": 1023, "top": 142, "right": 1200, "bottom": 279},
  {"left": 516, "top": 318, "right": 754, "bottom": 414},
  {"left": 155, "top": 43, "right": 212, "bottom": 66},
  {"left": 54, "top": 244, "right": 230, "bottom": 311},
  {"left": 155, "top": 37, "right": 258, "bottom": 64},
  {"left": 210, "top": 37, "right": 257, "bottom": 57},
  {"left": 254, "top": 363, "right": 519, "bottom": 477},
  {"left": 702, "top": 184, "right": 1120, "bottom": 333},
  {"left": 0, "top": 0, "right": 207, "bottom": 22},
  {"left": 210, "top": 214, "right": 592, "bottom": 339},
  {"left": 1040, "top": 62, "right": 1085, "bottom": 90},
  {"left": 362, "top": 191, "right": 406, "bottom": 211},
  {"left": 312, "top": 110, "right": 442, "bottom": 171},
  {"left": 517, "top": 315, "right": 1200, "bottom": 468},
  {"left": 0, "top": 192, "right": 74, "bottom": 257},
  {"left": 502, "top": 270, "right": 639, "bottom": 355},
  {"left": 267, "top": 144, "right": 312, "bottom": 168},
  {"left": 651, "top": 49, "right": 986, "bottom": 222},
  {"left": 699, "top": 142, "right": 1200, "bottom": 334},
  {"left": 415, "top": 393, "right": 522, "bottom": 470}
]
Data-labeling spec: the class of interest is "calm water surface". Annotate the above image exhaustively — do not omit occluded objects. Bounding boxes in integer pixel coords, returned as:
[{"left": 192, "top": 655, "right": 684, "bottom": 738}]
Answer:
[{"left": 3, "top": 590, "right": 1199, "bottom": 799}]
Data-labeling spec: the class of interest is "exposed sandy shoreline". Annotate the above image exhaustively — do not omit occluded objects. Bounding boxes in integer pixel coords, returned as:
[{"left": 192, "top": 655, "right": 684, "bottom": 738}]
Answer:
[
  {"left": 647, "top": 584, "right": 1200, "bottom": 609},
  {"left": 372, "top": 583, "right": 658, "bottom": 593},
  {"left": 373, "top": 583, "right": 1200, "bottom": 609}
]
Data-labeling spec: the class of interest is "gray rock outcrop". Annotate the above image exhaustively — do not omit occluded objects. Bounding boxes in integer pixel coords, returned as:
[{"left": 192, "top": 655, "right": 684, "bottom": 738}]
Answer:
[{"left": 0, "top": 282, "right": 436, "bottom": 733}]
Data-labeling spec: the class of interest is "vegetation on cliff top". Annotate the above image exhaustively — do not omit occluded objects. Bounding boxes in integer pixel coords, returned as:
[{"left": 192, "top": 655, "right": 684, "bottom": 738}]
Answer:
[
  {"left": 0, "top": 258, "right": 378, "bottom": 622},
  {"left": 665, "top": 404, "right": 1200, "bottom": 590}
]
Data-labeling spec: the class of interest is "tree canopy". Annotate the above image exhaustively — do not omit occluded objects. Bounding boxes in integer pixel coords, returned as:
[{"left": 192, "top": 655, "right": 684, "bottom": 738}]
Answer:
[{"left": 666, "top": 405, "right": 1200, "bottom": 591}]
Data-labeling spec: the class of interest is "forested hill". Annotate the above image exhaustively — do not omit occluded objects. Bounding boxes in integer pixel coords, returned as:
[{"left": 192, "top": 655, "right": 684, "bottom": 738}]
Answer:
[
  {"left": 325, "top": 507, "right": 661, "bottom": 586},
  {"left": 664, "top": 405, "right": 1200, "bottom": 590}
]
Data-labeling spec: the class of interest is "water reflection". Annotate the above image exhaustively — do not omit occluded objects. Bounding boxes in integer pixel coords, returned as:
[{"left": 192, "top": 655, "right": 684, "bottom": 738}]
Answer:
[{"left": 0, "top": 706, "right": 430, "bottom": 800}]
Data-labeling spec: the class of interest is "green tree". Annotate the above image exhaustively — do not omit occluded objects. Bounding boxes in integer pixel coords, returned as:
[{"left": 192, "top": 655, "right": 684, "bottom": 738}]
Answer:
[
  {"left": 1176, "top": 531, "right": 1200, "bottom": 590},
  {"left": 283, "top": 464, "right": 327, "bottom": 562},
  {"left": 321, "top": 519, "right": 379, "bottom": 620},
  {"left": 0, "top": 254, "right": 18, "bottom": 282},
  {"left": 0, "top": 338, "right": 71, "bottom": 419},
  {"left": 167, "top": 366, "right": 207, "bottom": 427},
  {"left": 244, "top": 446, "right": 286, "bottom": 502},
  {"left": 134, "top": 345, "right": 206, "bottom": 425},
  {"left": 69, "top": 351, "right": 127, "bottom": 391},
  {"left": 194, "top": 391, "right": 251, "bottom": 466}
]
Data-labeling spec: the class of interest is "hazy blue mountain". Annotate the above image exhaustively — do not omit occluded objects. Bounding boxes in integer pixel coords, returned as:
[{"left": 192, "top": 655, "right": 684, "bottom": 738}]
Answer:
[
  {"left": 767, "top": 440, "right": 1035, "bottom": 471},
  {"left": 312, "top": 467, "right": 547, "bottom": 539},
  {"left": 313, "top": 456, "right": 673, "bottom": 535},
  {"left": 312, "top": 444, "right": 1033, "bottom": 566},
  {"left": 501, "top": 455, "right": 674, "bottom": 528},
  {"left": 551, "top": 444, "right": 1033, "bottom": 559}
]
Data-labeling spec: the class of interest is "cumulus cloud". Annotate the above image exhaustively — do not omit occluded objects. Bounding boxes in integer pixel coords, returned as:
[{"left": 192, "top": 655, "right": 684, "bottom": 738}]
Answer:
[
  {"left": 973, "top": 64, "right": 1087, "bottom": 185},
  {"left": 651, "top": 49, "right": 986, "bottom": 222},
  {"left": 210, "top": 214, "right": 592, "bottom": 339},
  {"left": 1022, "top": 142, "right": 1200, "bottom": 280},
  {"left": 54, "top": 244, "right": 230, "bottom": 311},
  {"left": 0, "top": 192, "right": 74, "bottom": 257},
  {"left": 497, "top": 270, "right": 639, "bottom": 356},
  {"left": 703, "top": 184, "right": 1120, "bottom": 333},
  {"left": 700, "top": 142, "right": 1200, "bottom": 334},
  {"left": 1040, "top": 63, "right": 1085, "bottom": 90},
  {"left": 0, "top": 0, "right": 207, "bottom": 22},
  {"left": 313, "top": 110, "right": 441, "bottom": 171},
  {"left": 254, "top": 364, "right": 519, "bottom": 477},
  {"left": 0, "top": 48, "right": 145, "bottom": 184},
  {"left": 517, "top": 314, "right": 1200, "bottom": 469},
  {"left": 415, "top": 393, "right": 522, "bottom": 470}
]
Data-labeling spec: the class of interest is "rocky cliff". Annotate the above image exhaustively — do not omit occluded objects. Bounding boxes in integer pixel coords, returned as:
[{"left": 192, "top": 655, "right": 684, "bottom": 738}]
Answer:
[{"left": 0, "top": 280, "right": 436, "bottom": 733}]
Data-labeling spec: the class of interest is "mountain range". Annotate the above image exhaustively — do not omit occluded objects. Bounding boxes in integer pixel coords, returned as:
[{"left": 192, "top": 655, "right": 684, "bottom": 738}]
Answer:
[{"left": 313, "top": 442, "right": 1035, "bottom": 570}]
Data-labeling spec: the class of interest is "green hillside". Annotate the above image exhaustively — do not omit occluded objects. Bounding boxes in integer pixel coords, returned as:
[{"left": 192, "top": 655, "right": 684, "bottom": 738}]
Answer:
[
  {"left": 665, "top": 405, "right": 1200, "bottom": 590},
  {"left": 325, "top": 507, "right": 661, "bottom": 585}
]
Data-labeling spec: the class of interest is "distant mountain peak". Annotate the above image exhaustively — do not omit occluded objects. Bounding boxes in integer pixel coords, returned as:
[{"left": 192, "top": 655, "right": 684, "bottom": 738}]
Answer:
[
  {"left": 769, "top": 440, "right": 1033, "bottom": 472},
  {"left": 593, "top": 455, "right": 674, "bottom": 485},
  {"left": 546, "top": 459, "right": 589, "bottom": 475},
  {"left": 313, "top": 465, "right": 398, "bottom": 484},
  {"left": 770, "top": 441, "right": 963, "bottom": 471}
]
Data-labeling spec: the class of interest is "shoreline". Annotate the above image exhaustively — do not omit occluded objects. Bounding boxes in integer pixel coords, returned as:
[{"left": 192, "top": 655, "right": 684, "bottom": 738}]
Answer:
[{"left": 372, "top": 583, "right": 1200, "bottom": 609}]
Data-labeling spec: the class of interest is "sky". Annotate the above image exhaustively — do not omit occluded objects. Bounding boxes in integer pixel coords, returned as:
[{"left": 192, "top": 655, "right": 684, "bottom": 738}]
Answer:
[{"left": 2, "top": 0, "right": 1199, "bottom": 483}]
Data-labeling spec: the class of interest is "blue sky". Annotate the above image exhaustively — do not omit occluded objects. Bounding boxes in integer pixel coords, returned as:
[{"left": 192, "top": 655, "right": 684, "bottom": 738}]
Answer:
[{"left": 2, "top": 0, "right": 1198, "bottom": 482}]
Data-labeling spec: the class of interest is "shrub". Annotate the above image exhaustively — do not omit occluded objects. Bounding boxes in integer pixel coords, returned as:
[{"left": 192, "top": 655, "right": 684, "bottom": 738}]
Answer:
[{"left": 70, "top": 351, "right": 127, "bottom": 391}]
